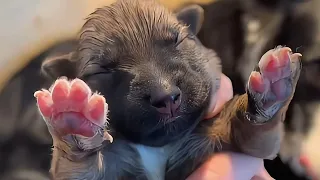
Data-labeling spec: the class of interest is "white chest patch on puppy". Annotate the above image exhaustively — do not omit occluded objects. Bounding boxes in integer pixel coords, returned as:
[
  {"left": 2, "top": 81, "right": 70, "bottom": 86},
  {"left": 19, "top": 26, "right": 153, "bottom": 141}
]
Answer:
[{"left": 131, "top": 143, "right": 171, "bottom": 180}]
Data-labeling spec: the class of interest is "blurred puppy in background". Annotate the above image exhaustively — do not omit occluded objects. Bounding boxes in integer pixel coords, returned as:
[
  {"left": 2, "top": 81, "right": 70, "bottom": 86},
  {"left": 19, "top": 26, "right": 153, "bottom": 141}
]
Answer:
[{"left": 0, "top": 40, "right": 78, "bottom": 180}]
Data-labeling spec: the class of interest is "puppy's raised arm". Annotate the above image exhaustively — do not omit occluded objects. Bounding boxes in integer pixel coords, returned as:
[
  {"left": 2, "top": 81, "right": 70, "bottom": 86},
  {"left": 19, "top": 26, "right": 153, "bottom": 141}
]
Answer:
[
  {"left": 166, "top": 47, "right": 301, "bottom": 180},
  {"left": 225, "top": 47, "right": 301, "bottom": 158}
]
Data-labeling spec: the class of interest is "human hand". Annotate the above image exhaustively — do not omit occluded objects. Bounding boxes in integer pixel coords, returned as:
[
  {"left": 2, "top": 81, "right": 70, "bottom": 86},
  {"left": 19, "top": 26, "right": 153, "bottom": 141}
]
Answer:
[{"left": 187, "top": 152, "right": 274, "bottom": 180}]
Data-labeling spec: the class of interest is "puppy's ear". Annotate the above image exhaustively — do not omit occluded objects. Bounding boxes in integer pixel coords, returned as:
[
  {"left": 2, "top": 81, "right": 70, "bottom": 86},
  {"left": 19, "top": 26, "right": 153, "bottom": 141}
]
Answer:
[
  {"left": 41, "top": 52, "right": 78, "bottom": 80},
  {"left": 176, "top": 4, "right": 204, "bottom": 35}
]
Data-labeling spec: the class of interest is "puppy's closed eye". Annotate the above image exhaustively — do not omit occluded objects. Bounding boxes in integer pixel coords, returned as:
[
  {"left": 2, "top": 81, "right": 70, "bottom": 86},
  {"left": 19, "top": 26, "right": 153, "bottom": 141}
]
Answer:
[
  {"left": 175, "top": 33, "right": 188, "bottom": 46},
  {"left": 175, "top": 31, "right": 196, "bottom": 47},
  {"left": 81, "top": 62, "right": 118, "bottom": 79}
]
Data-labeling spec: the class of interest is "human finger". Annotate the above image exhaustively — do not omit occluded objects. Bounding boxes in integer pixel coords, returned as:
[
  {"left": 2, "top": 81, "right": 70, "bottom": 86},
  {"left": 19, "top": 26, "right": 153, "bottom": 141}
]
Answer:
[
  {"left": 187, "top": 153, "right": 265, "bottom": 180},
  {"left": 205, "top": 73, "right": 233, "bottom": 119}
]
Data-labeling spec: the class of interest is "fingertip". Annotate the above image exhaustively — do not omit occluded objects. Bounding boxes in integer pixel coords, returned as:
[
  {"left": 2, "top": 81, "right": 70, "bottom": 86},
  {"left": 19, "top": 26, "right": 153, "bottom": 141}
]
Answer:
[
  {"left": 187, "top": 153, "right": 264, "bottom": 180},
  {"left": 205, "top": 74, "right": 233, "bottom": 119},
  {"left": 186, "top": 153, "right": 233, "bottom": 180}
]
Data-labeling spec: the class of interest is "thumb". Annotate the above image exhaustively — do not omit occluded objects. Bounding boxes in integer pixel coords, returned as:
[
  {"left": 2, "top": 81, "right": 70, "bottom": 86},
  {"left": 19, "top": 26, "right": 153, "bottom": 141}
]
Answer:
[
  {"left": 205, "top": 73, "right": 233, "bottom": 119},
  {"left": 187, "top": 153, "right": 266, "bottom": 180}
]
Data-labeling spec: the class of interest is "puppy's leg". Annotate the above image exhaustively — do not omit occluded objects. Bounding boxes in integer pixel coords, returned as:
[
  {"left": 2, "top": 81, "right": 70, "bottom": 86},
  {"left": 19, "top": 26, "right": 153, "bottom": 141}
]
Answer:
[
  {"left": 231, "top": 46, "right": 302, "bottom": 159},
  {"left": 34, "top": 78, "right": 145, "bottom": 180},
  {"left": 205, "top": 46, "right": 302, "bottom": 159},
  {"left": 166, "top": 46, "right": 302, "bottom": 179}
]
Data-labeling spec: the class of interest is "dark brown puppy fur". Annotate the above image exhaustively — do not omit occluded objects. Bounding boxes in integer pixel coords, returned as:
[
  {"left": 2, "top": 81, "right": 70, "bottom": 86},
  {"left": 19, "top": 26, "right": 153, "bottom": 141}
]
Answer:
[{"left": 40, "top": 0, "right": 301, "bottom": 179}]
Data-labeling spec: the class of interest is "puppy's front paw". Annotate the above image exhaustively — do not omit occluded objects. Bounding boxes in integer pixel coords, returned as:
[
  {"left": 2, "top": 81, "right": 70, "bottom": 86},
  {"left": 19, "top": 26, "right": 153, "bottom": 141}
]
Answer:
[
  {"left": 34, "top": 78, "right": 113, "bottom": 151},
  {"left": 246, "top": 46, "right": 302, "bottom": 123}
]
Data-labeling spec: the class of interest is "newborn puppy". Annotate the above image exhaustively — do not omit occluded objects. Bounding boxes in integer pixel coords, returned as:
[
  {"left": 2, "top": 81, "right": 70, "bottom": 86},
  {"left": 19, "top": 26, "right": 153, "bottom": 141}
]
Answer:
[{"left": 34, "top": 0, "right": 302, "bottom": 179}]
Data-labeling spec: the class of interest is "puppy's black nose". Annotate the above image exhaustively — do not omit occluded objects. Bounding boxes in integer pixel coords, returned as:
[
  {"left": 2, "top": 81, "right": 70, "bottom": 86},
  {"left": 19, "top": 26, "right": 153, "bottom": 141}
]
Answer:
[{"left": 150, "top": 86, "right": 182, "bottom": 116}]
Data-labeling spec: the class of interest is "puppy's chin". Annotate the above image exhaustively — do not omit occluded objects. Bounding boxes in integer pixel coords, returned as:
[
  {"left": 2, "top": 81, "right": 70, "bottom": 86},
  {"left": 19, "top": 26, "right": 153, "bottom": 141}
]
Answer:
[{"left": 140, "top": 111, "right": 206, "bottom": 147}]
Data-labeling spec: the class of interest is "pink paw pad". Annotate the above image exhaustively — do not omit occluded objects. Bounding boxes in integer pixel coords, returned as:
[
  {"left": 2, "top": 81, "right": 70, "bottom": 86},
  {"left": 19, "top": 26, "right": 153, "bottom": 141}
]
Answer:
[
  {"left": 34, "top": 78, "right": 108, "bottom": 138},
  {"left": 248, "top": 47, "right": 302, "bottom": 102}
]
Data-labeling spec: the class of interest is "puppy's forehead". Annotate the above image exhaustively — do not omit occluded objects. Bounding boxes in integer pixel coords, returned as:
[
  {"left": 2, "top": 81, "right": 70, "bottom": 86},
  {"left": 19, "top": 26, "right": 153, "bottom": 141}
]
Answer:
[{"left": 78, "top": 0, "right": 184, "bottom": 61}]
